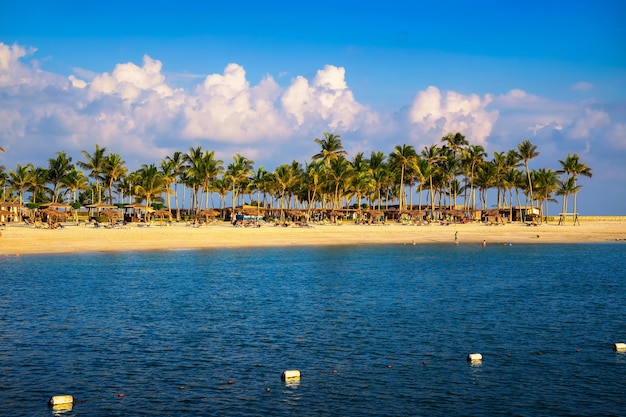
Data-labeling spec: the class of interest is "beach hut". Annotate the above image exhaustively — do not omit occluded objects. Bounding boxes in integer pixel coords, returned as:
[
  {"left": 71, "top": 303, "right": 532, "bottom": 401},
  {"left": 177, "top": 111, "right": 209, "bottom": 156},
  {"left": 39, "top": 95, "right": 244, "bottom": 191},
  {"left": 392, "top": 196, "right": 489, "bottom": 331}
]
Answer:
[
  {"left": 0, "top": 209, "right": 14, "bottom": 225},
  {"left": 0, "top": 201, "right": 23, "bottom": 222}
]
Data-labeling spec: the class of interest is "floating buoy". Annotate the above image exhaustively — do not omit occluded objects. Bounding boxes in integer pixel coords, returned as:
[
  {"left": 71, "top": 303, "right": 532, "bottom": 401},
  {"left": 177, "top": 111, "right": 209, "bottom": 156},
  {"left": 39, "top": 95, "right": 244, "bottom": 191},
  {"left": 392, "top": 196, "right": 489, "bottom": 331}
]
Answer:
[
  {"left": 281, "top": 370, "right": 301, "bottom": 380},
  {"left": 48, "top": 395, "right": 74, "bottom": 409},
  {"left": 118, "top": 393, "right": 125, "bottom": 398},
  {"left": 613, "top": 342, "right": 626, "bottom": 352},
  {"left": 467, "top": 353, "right": 482, "bottom": 363}
]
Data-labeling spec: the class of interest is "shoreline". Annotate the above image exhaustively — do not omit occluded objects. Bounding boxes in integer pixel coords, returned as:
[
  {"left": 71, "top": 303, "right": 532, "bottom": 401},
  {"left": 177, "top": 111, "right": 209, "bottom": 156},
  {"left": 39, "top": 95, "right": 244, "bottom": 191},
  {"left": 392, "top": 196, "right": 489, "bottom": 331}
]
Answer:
[{"left": 1, "top": 220, "right": 626, "bottom": 256}]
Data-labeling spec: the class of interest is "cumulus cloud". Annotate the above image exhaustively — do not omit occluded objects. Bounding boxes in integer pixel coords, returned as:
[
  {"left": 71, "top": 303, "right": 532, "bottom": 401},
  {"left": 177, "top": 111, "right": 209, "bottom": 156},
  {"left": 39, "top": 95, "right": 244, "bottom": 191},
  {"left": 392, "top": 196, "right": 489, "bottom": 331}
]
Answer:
[
  {"left": 565, "top": 107, "right": 611, "bottom": 140},
  {"left": 183, "top": 63, "right": 289, "bottom": 142},
  {"left": 572, "top": 81, "right": 593, "bottom": 91},
  {"left": 408, "top": 86, "right": 498, "bottom": 145},
  {"left": 0, "top": 42, "right": 381, "bottom": 167},
  {"left": 281, "top": 65, "right": 371, "bottom": 131},
  {"left": 1, "top": 39, "right": 625, "bottom": 195}
]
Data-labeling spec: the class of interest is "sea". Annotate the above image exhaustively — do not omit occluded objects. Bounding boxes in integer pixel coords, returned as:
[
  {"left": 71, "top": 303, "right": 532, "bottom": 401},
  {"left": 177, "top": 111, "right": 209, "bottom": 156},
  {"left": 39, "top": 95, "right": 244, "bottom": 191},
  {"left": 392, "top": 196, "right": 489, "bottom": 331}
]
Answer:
[{"left": 1, "top": 243, "right": 625, "bottom": 416}]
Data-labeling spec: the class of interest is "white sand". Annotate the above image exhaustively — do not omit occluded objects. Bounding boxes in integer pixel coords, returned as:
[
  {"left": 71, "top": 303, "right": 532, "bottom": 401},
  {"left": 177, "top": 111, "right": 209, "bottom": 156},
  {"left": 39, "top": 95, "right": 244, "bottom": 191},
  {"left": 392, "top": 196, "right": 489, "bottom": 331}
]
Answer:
[{"left": 1, "top": 220, "right": 625, "bottom": 256}]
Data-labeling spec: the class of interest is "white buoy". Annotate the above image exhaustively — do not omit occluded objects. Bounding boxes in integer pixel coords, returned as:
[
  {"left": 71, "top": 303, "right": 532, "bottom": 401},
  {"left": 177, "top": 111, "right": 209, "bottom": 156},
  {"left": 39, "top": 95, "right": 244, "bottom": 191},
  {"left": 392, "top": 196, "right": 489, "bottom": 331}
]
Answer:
[
  {"left": 281, "top": 370, "right": 301, "bottom": 380},
  {"left": 48, "top": 395, "right": 74, "bottom": 412},
  {"left": 613, "top": 342, "right": 626, "bottom": 352},
  {"left": 467, "top": 353, "right": 483, "bottom": 363}
]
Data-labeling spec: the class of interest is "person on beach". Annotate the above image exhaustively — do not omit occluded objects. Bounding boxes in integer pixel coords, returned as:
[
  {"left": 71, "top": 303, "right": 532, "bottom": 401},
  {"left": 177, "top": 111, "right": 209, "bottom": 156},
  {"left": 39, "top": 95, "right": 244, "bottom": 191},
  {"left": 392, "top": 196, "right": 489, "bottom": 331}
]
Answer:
[
  {"left": 482, "top": 240, "right": 487, "bottom": 247},
  {"left": 454, "top": 231, "right": 458, "bottom": 243}
]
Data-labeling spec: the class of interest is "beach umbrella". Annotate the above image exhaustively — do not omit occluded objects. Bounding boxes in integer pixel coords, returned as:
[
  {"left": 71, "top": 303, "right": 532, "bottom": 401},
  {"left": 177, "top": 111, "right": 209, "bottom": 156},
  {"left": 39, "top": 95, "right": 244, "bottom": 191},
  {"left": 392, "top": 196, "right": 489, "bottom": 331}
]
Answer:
[
  {"left": 196, "top": 209, "right": 220, "bottom": 225},
  {"left": 85, "top": 203, "right": 118, "bottom": 209},
  {"left": 99, "top": 209, "right": 122, "bottom": 219},
  {"left": 40, "top": 208, "right": 70, "bottom": 223},
  {"left": 86, "top": 203, "right": 118, "bottom": 218},
  {"left": 153, "top": 209, "right": 171, "bottom": 225},
  {"left": 40, "top": 202, "right": 71, "bottom": 210}
]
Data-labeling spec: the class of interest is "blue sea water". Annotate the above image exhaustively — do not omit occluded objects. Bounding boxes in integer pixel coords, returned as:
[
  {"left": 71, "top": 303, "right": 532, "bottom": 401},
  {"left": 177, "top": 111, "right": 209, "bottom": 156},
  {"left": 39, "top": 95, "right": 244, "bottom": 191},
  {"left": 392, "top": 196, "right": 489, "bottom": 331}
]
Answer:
[{"left": 1, "top": 243, "right": 626, "bottom": 416}]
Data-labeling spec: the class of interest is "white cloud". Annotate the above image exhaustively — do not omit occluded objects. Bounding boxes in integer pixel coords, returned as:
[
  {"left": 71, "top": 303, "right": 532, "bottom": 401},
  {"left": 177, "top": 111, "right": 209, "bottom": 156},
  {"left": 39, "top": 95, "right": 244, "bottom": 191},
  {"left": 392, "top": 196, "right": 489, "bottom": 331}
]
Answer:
[
  {"left": 68, "top": 75, "right": 86, "bottom": 89},
  {"left": 281, "top": 65, "right": 370, "bottom": 131},
  {"left": 572, "top": 81, "right": 593, "bottom": 91},
  {"left": 409, "top": 86, "right": 498, "bottom": 145},
  {"left": 565, "top": 107, "right": 610, "bottom": 140},
  {"left": 87, "top": 55, "right": 175, "bottom": 101},
  {"left": 0, "top": 43, "right": 36, "bottom": 87},
  {"left": 1, "top": 39, "right": 625, "bottom": 196}
]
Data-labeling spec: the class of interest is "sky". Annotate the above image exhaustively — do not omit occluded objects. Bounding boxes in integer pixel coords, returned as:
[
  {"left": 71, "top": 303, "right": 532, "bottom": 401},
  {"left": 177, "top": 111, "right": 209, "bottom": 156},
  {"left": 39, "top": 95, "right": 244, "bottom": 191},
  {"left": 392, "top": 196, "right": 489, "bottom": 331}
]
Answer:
[{"left": 0, "top": 0, "right": 625, "bottom": 215}]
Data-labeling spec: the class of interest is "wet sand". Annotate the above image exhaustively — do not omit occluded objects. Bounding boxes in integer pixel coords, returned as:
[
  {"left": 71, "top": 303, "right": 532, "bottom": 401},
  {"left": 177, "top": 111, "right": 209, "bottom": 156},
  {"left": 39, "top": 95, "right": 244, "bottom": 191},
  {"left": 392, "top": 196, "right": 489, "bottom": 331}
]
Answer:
[{"left": 1, "top": 220, "right": 625, "bottom": 256}]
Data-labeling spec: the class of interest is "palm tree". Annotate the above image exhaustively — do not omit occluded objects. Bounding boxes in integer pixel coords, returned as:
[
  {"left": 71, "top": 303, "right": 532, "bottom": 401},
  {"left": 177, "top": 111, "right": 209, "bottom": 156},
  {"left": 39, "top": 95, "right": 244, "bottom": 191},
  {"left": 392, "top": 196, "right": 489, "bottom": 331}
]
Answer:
[
  {"left": 78, "top": 144, "right": 107, "bottom": 203},
  {"left": 533, "top": 168, "right": 559, "bottom": 223},
  {"left": 461, "top": 144, "right": 486, "bottom": 211},
  {"left": 160, "top": 159, "right": 177, "bottom": 216},
  {"left": 421, "top": 144, "right": 443, "bottom": 218},
  {"left": 304, "top": 160, "right": 325, "bottom": 219},
  {"left": 313, "top": 132, "right": 348, "bottom": 167},
  {"left": 8, "top": 164, "right": 30, "bottom": 220},
  {"left": 102, "top": 153, "right": 127, "bottom": 205},
  {"left": 226, "top": 154, "right": 254, "bottom": 218},
  {"left": 326, "top": 156, "right": 352, "bottom": 211},
  {"left": 474, "top": 161, "right": 498, "bottom": 210},
  {"left": 0, "top": 168, "right": 8, "bottom": 202},
  {"left": 26, "top": 165, "right": 48, "bottom": 204},
  {"left": 517, "top": 140, "right": 540, "bottom": 208},
  {"left": 249, "top": 166, "right": 269, "bottom": 215},
  {"left": 368, "top": 151, "right": 389, "bottom": 211},
  {"left": 166, "top": 151, "right": 186, "bottom": 221},
  {"left": 273, "top": 164, "right": 298, "bottom": 221},
  {"left": 388, "top": 144, "right": 417, "bottom": 214},
  {"left": 134, "top": 164, "right": 166, "bottom": 222},
  {"left": 61, "top": 168, "right": 89, "bottom": 204},
  {"left": 441, "top": 132, "right": 468, "bottom": 158},
  {"left": 557, "top": 154, "right": 592, "bottom": 218},
  {"left": 556, "top": 177, "right": 578, "bottom": 222},
  {"left": 47, "top": 152, "right": 73, "bottom": 202},
  {"left": 184, "top": 146, "right": 205, "bottom": 213},
  {"left": 201, "top": 151, "right": 223, "bottom": 210}
]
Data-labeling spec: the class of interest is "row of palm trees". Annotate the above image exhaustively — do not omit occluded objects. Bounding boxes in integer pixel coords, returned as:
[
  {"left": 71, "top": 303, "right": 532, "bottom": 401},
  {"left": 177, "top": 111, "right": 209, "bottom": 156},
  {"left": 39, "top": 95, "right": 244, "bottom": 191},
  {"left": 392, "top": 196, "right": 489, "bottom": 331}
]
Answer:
[{"left": 0, "top": 133, "right": 592, "bottom": 222}]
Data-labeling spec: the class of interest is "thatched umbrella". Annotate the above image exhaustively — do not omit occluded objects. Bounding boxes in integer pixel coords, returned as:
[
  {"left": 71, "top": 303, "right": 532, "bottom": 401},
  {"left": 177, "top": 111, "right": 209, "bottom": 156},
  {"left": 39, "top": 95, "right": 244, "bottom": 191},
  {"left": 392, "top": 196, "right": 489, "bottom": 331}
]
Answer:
[
  {"left": 40, "top": 208, "right": 70, "bottom": 224},
  {"left": 41, "top": 202, "right": 75, "bottom": 222},
  {"left": 86, "top": 203, "right": 118, "bottom": 219},
  {"left": 153, "top": 208, "right": 171, "bottom": 225},
  {"left": 100, "top": 209, "right": 123, "bottom": 219},
  {"left": 363, "top": 209, "right": 384, "bottom": 224},
  {"left": 40, "top": 202, "right": 71, "bottom": 209},
  {"left": 197, "top": 209, "right": 220, "bottom": 224},
  {"left": 86, "top": 203, "right": 117, "bottom": 209}
]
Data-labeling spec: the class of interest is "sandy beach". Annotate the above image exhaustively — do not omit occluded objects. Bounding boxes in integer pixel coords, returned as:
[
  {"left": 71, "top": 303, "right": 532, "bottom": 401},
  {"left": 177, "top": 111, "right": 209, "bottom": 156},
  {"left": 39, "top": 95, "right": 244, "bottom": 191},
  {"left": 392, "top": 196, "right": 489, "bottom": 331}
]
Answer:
[{"left": 1, "top": 219, "right": 625, "bottom": 256}]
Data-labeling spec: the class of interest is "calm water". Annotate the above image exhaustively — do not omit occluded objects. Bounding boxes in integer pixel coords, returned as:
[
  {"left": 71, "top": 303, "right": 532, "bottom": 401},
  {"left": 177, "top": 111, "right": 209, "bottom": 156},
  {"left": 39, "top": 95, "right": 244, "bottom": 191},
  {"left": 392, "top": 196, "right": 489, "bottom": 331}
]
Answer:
[{"left": 1, "top": 243, "right": 626, "bottom": 416}]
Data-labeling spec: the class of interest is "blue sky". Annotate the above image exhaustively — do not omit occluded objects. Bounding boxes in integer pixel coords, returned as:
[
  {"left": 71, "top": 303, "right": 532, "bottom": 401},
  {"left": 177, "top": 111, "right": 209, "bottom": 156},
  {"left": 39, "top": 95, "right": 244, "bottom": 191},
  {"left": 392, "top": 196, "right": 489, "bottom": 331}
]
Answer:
[{"left": 1, "top": 0, "right": 625, "bottom": 214}]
